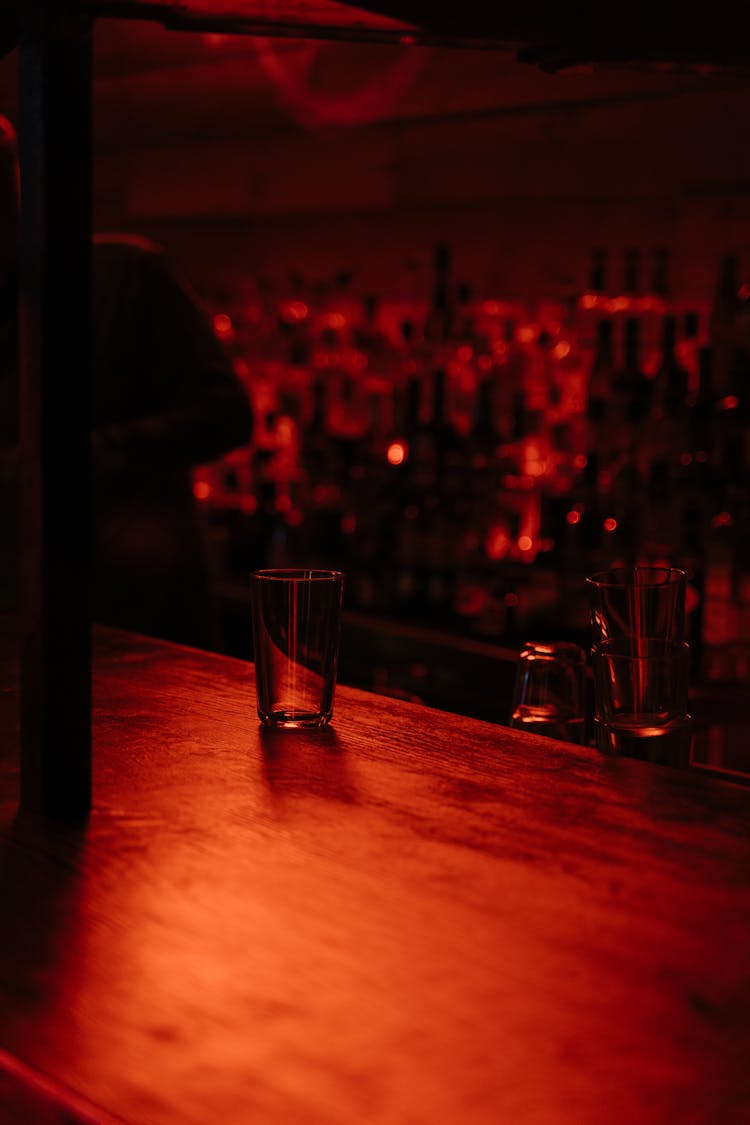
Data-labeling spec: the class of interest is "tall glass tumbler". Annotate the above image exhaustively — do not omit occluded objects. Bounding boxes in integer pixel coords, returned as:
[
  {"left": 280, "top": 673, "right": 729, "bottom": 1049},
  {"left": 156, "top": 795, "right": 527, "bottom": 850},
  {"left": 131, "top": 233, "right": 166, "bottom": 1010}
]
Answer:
[
  {"left": 250, "top": 569, "right": 344, "bottom": 729},
  {"left": 591, "top": 639, "right": 691, "bottom": 767},
  {"left": 586, "top": 567, "right": 691, "bottom": 765}
]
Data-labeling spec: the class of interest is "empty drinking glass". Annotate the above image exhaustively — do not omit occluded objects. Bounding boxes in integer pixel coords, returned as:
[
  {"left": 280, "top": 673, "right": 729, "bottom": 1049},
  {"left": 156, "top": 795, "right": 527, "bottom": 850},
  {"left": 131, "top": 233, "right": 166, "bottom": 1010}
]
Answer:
[
  {"left": 586, "top": 566, "right": 686, "bottom": 648},
  {"left": 586, "top": 566, "right": 692, "bottom": 766},
  {"left": 250, "top": 569, "right": 344, "bottom": 729},
  {"left": 591, "top": 637, "right": 691, "bottom": 766},
  {"left": 510, "top": 641, "right": 587, "bottom": 744}
]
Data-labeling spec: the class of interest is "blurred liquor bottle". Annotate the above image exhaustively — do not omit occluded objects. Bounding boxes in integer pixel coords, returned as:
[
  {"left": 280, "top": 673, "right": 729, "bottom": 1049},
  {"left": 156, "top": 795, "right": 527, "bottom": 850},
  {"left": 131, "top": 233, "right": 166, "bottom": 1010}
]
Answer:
[
  {"left": 688, "top": 345, "right": 716, "bottom": 468},
  {"left": 502, "top": 317, "right": 530, "bottom": 443},
  {"left": 429, "top": 366, "right": 462, "bottom": 498},
  {"left": 679, "top": 308, "right": 705, "bottom": 396},
  {"left": 736, "top": 278, "right": 750, "bottom": 473},
  {"left": 402, "top": 372, "right": 434, "bottom": 497},
  {"left": 355, "top": 292, "right": 392, "bottom": 376},
  {"left": 642, "top": 247, "right": 670, "bottom": 372},
  {"left": 546, "top": 325, "right": 588, "bottom": 470},
  {"left": 464, "top": 375, "right": 502, "bottom": 499},
  {"left": 639, "top": 317, "right": 689, "bottom": 570},
  {"left": 425, "top": 241, "right": 454, "bottom": 353},
  {"left": 712, "top": 260, "right": 749, "bottom": 486},
  {"left": 277, "top": 271, "right": 312, "bottom": 366},
  {"left": 648, "top": 313, "right": 690, "bottom": 478},
  {"left": 612, "top": 315, "right": 652, "bottom": 465},
  {"left": 578, "top": 247, "right": 608, "bottom": 357},
  {"left": 710, "top": 253, "right": 740, "bottom": 396},
  {"left": 622, "top": 247, "right": 641, "bottom": 304},
  {"left": 586, "top": 316, "right": 616, "bottom": 473}
]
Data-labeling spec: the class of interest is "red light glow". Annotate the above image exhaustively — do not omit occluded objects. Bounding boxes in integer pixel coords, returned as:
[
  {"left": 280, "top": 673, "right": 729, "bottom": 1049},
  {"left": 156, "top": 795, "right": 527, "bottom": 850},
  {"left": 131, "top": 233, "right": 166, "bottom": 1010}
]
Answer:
[
  {"left": 551, "top": 340, "right": 571, "bottom": 360},
  {"left": 518, "top": 535, "right": 534, "bottom": 552},
  {"left": 603, "top": 518, "right": 618, "bottom": 533},
  {"left": 213, "top": 313, "right": 234, "bottom": 341},
  {"left": 280, "top": 299, "right": 309, "bottom": 323},
  {"left": 712, "top": 511, "right": 734, "bottom": 528},
  {"left": 485, "top": 525, "right": 511, "bottom": 560},
  {"left": 686, "top": 584, "right": 700, "bottom": 614},
  {"left": 348, "top": 349, "right": 368, "bottom": 372},
  {"left": 387, "top": 441, "right": 408, "bottom": 466},
  {"left": 193, "top": 481, "right": 211, "bottom": 502},
  {"left": 566, "top": 510, "right": 581, "bottom": 525},
  {"left": 719, "top": 395, "right": 740, "bottom": 411},
  {"left": 252, "top": 36, "right": 428, "bottom": 128}
]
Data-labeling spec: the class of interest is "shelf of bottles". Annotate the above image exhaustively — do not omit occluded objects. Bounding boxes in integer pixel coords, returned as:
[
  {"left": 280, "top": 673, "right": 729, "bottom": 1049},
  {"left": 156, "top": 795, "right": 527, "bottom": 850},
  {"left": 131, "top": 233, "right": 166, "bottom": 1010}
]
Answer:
[{"left": 195, "top": 245, "right": 750, "bottom": 681}]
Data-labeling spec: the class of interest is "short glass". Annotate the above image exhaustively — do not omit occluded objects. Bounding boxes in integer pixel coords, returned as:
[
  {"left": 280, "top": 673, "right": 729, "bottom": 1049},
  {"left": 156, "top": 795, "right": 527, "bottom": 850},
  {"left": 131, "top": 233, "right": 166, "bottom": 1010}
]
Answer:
[
  {"left": 509, "top": 640, "right": 587, "bottom": 744},
  {"left": 250, "top": 569, "right": 344, "bottom": 729},
  {"left": 591, "top": 638, "right": 692, "bottom": 767}
]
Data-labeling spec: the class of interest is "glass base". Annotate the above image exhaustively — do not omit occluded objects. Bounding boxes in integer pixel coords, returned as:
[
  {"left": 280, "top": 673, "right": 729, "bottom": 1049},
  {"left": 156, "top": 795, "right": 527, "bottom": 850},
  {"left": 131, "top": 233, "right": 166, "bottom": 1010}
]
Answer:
[
  {"left": 510, "top": 705, "right": 585, "bottom": 744},
  {"left": 594, "top": 715, "right": 692, "bottom": 768},
  {"left": 259, "top": 708, "right": 332, "bottom": 729}
]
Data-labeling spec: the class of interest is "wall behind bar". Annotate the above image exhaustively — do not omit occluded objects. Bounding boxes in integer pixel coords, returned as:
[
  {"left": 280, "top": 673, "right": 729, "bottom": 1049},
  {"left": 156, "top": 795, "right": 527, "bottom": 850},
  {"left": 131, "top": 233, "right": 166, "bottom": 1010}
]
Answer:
[
  {"left": 86, "top": 28, "right": 750, "bottom": 303},
  {"left": 2, "top": 24, "right": 750, "bottom": 299}
]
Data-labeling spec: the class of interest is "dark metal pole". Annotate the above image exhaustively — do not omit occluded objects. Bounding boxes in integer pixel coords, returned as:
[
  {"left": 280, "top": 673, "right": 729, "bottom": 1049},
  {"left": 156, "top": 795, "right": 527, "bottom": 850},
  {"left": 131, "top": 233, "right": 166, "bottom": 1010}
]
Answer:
[{"left": 18, "top": 3, "right": 93, "bottom": 819}]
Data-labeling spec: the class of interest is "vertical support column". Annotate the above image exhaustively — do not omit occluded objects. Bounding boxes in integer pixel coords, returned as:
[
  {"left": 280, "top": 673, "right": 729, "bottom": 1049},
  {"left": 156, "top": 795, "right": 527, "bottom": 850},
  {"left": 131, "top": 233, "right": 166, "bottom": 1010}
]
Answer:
[{"left": 18, "top": 6, "right": 92, "bottom": 818}]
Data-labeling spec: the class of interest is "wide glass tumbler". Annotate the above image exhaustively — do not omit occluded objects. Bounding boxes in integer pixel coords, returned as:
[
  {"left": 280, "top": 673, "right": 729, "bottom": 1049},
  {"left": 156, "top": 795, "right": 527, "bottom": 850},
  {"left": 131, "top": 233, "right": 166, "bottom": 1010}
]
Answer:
[
  {"left": 250, "top": 569, "right": 344, "bottom": 729},
  {"left": 591, "top": 638, "right": 692, "bottom": 767},
  {"left": 585, "top": 566, "right": 686, "bottom": 649}
]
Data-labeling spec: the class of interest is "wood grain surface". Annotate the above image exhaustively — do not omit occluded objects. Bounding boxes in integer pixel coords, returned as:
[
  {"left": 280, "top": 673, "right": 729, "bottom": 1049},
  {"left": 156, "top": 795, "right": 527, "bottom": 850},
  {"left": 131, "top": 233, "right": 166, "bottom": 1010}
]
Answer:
[{"left": 1, "top": 626, "right": 749, "bottom": 1124}]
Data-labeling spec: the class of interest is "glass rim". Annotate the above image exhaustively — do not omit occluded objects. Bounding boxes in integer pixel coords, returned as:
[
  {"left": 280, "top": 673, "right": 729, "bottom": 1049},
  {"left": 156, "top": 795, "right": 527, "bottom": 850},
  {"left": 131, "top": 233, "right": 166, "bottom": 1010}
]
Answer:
[
  {"left": 585, "top": 566, "right": 686, "bottom": 590},
  {"left": 593, "top": 638, "right": 690, "bottom": 659},
  {"left": 251, "top": 568, "right": 344, "bottom": 582}
]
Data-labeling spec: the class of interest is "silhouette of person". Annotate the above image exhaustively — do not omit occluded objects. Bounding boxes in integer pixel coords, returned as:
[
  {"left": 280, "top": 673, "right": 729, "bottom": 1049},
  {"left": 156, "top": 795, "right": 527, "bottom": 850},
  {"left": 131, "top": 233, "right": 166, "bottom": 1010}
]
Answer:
[{"left": 0, "top": 114, "right": 253, "bottom": 649}]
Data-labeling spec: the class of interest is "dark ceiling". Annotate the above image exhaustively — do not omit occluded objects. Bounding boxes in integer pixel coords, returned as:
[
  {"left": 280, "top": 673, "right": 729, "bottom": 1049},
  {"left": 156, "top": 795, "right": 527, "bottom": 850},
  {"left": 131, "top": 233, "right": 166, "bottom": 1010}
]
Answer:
[
  {"left": 0, "top": 15, "right": 745, "bottom": 155},
  {"left": 4, "top": 1, "right": 750, "bottom": 69}
]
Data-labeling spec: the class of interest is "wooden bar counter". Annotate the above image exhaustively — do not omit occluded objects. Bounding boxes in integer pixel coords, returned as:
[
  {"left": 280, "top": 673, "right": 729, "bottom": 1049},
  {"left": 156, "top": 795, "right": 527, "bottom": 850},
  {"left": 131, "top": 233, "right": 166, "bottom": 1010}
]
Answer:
[{"left": 1, "top": 625, "right": 749, "bottom": 1124}]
